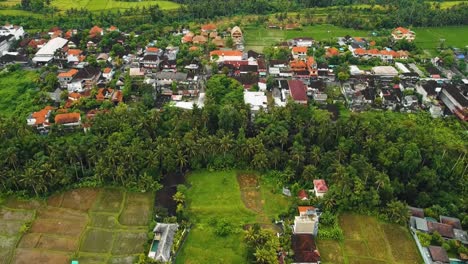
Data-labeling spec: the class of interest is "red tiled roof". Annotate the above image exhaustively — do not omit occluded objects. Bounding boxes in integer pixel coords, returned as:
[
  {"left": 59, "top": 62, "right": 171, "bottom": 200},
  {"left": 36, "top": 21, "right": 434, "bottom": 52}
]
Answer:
[
  {"left": 68, "top": 92, "right": 81, "bottom": 100},
  {"left": 292, "top": 46, "right": 308, "bottom": 53},
  {"left": 89, "top": 26, "right": 103, "bottom": 37},
  {"left": 290, "top": 59, "right": 307, "bottom": 70},
  {"left": 103, "top": 67, "right": 112, "bottom": 74},
  {"left": 427, "top": 221, "right": 454, "bottom": 238},
  {"left": 108, "top": 25, "right": 118, "bottom": 31},
  {"left": 292, "top": 234, "right": 320, "bottom": 263},
  {"left": 210, "top": 50, "right": 243, "bottom": 57},
  {"left": 428, "top": 246, "right": 449, "bottom": 263},
  {"left": 313, "top": 179, "right": 328, "bottom": 192},
  {"left": 55, "top": 113, "right": 80, "bottom": 125},
  {"left": 288, "top": 79, "right": 308, "bottom": 102},
  {"left": 298, "top": 189, "right": 308, "bottom": 200},
  {"left": 182, "top": 35, "right": 193, "bottom": 43},
  {"left": 96, "top": 88, "right": 114, "bottom": 101},
  {"left": 189, "top": 46, "right": 199, "bottom": 51}
]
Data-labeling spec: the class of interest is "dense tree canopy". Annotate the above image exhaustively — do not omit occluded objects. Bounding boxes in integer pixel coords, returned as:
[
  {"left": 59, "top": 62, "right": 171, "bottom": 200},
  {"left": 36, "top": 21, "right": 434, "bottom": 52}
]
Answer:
[{"left": 1, "top": 74, "right": 467, "bottom": 223}]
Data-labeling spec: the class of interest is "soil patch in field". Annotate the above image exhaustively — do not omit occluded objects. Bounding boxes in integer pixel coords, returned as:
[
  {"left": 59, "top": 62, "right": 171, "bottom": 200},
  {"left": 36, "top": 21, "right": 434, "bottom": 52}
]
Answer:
[
  {"left": 30, "top": 218, "right": 85, "bottom": 237},
  {"left": 92, "top": 189, "right": 124, "bottom": 213},
  {"left": 0, "top": 221, "right": 24, "bottom": 236},
  {"left": 36, "top": 235, "right": 78, "bottom": 251},
  {"left": 237, "top": 173, "right": 263, "bottom": 213},
  {"left": 61, "top": 188, "right": 100, "bottom": 211},
  {"left": 4, "top": 198, "right": 44, "bottom": 210},
  {"left": 109, "top": 255, "right": 138, "bottom": 264},
  {"left": 36, "top": 207, "right": 86, "bottom": 221},
  {"left": 11, "top": 248, "right": 70, "bottom": 264},
  {"left": 90, "top": 213, "right": 120, "bottom": 229},
  {"left": 0, "top": 208, "right": 35, "bottom": 221},
  {"left": 47, "top": 193, "right": 63, "bottom": 207},
  {"left": 119, "top": 193, "right": 152, "bottom": 226},
  {"left": 75, "top": 254, "right": 108, "bottom": 264},
  {"left": 80, "top": 228, "right": 114, "bottom": 253},
  {"left": 18, "top": 233, "right": 41, "bottom": 248},
  {"left": 111, "top": 231, "right": 147, "bottom": 254}
]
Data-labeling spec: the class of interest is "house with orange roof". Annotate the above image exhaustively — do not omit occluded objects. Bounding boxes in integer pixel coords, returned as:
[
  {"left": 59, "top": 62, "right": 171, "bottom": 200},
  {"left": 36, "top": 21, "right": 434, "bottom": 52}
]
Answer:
[
  {"left": 107, "top": 25, "right": 119, "bottom": 32},
  {"left": 27, "top": 106, "right": 55, "bottom": 129},
  {"left": 102, "top": 67, "right": 114, "bottom": 81},
  {"left": 58, "top": 69, "right": 79, "bottom": 87},
  {"left": 292, "top": 46, "right": 308, "bottom": 59},
  {"left": 192, "top": 35, "right": 207, "bottom": 45},
  {"left": 326, "top": 47, "right": 339, "bottom": 57},
  {"left": 306, "top": 56, "right": 318, "bottom": 77},
  {"left": 66, "top": 49, "right": 82, "bottom": 63},
  {"left": 290, "top": 59, "right": 307, "bottom": 72},
  {"left": 68, "top": 92, "right": 82, "bottom": 101},
  {"left": 294, "top": 206, "right": 320, "bottom": 235},
  {"left": 201, "top": 23, "right": 217, "bottom": 33},
  {"left": 55, "top": 112, "right": 81, "bottom": 127},
  {"left": 89, "top": 26, "right": 104, "bottom": 38},
  {"left": 64, "top": 29, "right": 78, "bottom": 39},
  {"left": 210, "top": 50, "right": 243, "bottom": 62},
  {"left": 182, "top": 35, "right": 193, "bottom": 44},
  {"left": 96, "top": 88, "right": 123, "bottom": 103},
  {"left": 146, "top": 46, "right": 160, "bottom": 55},
  {"left": 392, "top": 27, "right": 415, "bottom": 42}
]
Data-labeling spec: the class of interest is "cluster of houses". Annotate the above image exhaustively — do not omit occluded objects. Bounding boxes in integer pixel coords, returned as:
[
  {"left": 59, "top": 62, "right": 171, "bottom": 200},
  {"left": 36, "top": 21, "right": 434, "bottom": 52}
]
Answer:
[
  {"left": 278, "top": 179, "right": 329, "bottom": 264},
  {"left": 0, "top": 22, "right": 464, "bottom": 133},
  {"left": 409, "top": 206, "right": 467, "bottom": 263}
]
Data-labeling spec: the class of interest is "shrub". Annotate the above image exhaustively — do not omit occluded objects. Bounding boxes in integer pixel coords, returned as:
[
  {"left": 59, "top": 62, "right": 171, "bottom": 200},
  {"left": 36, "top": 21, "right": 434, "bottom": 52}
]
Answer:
[{"left": 214, "top": 218, "right": 233, "bottom": 237}]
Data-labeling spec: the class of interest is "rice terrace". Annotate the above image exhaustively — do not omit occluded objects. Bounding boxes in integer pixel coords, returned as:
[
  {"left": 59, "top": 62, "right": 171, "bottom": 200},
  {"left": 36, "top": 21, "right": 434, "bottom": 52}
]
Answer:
[{"left": 0, "top": 188, "right": 154, "bottom": 264}]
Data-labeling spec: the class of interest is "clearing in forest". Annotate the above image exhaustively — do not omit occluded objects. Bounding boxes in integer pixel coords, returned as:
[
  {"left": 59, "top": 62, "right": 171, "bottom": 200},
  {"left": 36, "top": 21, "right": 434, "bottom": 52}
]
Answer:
[
  {"left": 176, "top": 170, "right": 291, "bottom": 264},
  {"left": 0, "top": 187, "right": 154, "bottom": 264}
]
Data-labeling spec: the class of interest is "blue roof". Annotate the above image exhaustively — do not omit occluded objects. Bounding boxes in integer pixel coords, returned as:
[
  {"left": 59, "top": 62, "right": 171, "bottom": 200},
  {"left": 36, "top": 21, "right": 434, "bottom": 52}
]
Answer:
[{"left": 71, "top": 261, "right": 79, "bottom": 264}]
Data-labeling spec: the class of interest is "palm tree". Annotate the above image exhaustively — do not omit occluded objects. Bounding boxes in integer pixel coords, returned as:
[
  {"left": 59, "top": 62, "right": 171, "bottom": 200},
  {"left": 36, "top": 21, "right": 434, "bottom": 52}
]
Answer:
[
  {"left": 175, "top": 150, "right": 188, "bottom": 173},
  {"left": 219, "top": 133, "right": 234, "bottom": 158},
  {"left": 375, "top": 172, "right": 389, "bottom": 192},
  {"left": 386, "top": 200, "right": 410, "bottom": 225}
]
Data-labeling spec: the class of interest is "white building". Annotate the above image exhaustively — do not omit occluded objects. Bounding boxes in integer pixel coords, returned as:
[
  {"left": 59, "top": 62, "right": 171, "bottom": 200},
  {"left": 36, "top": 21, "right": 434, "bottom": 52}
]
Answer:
[
  {"left": 244, "top": 91, "right": 268, "bottom": 112},
  {"left": 33, "top": 37, "right": 68, "bottom": 63},
  {"left": 293, "top": 206, "right": 320, "bottom": 236},
  {"left": 209, "top": 50, "right": 243, "bottom": 62},
  {"left": 0, "top": 24, "right": 25, "bottom": 40},
  {"left": 371, "top": 66, "right": 398, "bottom": 77}
]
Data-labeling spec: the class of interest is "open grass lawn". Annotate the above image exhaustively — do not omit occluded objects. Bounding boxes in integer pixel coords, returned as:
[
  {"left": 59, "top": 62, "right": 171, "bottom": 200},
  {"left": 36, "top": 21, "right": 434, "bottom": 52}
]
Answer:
[
  {"left": 414, "top": 26, "right": 468, "bottom": 52},
  {"left": 318, "top": 214, "right": 421, "bottom": 264},
  {"left": 244, "top": 24, "right": 370, "bottom": 52},
  {"left": 0, "top": 188, "right": 155, "bottom": 264},
  {"left": 176, "top": 170, "right": 291, "bottom": 264},
  {"left": 0, "top": 70, "right": 42, "bottom": 118}
]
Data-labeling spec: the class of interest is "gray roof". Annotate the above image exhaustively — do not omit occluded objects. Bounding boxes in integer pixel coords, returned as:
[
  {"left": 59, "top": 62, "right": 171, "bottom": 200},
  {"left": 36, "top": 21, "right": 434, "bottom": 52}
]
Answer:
[
  {"left": 410, "top": 216, "right": 428, "bottom": 232},
  {"left": 152, "top": 223, "right": 178, "bottom": 262},
  {"left": 454, "top": 229, "right": 468, "bottom": 244},
  {"left": 154, "top": 72, "right": 187, "bottom": 82}
]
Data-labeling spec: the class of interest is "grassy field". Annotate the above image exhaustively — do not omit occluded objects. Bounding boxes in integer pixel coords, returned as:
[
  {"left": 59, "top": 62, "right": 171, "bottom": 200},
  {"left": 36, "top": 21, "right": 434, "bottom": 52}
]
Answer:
[
  {"left": 318, "top": 214, "right": 421, "bottom": 264},
  {"left": 414, "top": 26, "right": 468, "bottom": 51},
  {"left": 0, "top": 188, "right": 154, "bottom": 264},
  {"left": 1, "top": 0, "right": 180, "bottom": 12},
  {"left": 175, "top": 171, "right": 291, "bottom": 264},
  {"left": 0, "top": 70, "right": 42, "bottom": 118},
  {"left": 244, "top": 24, "right": 370, "bottom": 52}
]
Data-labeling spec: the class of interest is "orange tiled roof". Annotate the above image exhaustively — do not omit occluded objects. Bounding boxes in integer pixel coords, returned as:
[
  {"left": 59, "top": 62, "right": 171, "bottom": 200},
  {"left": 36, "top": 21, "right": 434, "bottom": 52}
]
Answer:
[
  {"left": 55, "top": 113, "right": 80, "bottom": 124},
  {"left": 68, "top": 92, "right": 81, "bottom": 100},
  {"left": 89, "top": 26, "right": 103, "bottom": 37},
  {"left": 292, "top": 46, "right": 308, "bottom": 53},
  {"left": 103, "top": 67, "right": 112, "bottom": 73},
  {"left": 290, "top": 59, "right": 307, "bottom": 70},
  {"left": 210, "top": 50, "right": 242, "bottom": 57},
  {"left": 31, "top": 106, "right": 54, "bottom": 125},
  {"left": 298, "top": 206, "right": 316, "bottom": 214},
  {"left": 108, "top": 25, "right": 118, "bottom": 31},
  {"left": 146, "top": 47, "right": 159, "bottom": 53},
  {"left": 96, "top": 88, "right": 114, "bottom": 101},
  {"left": 201, "top": 23, "right": 217, "bottom": 31},
  {"left": 394, "top": 27, "right": 410, "bottom": 34},
  {"left": 182, "top": 35, "right": 193, "bottom": 43},
  {"left": 58, "top": 69, "right": 79, "bottom": 78},
  {"left": 327, "top": 47, "right": 339, "bottom": 56},
  {"left": 67, "top": 49, "right": 82, "bottom": 56},
  {"left": 189, "top": 46, "right": 199, "bottom": 51}
]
